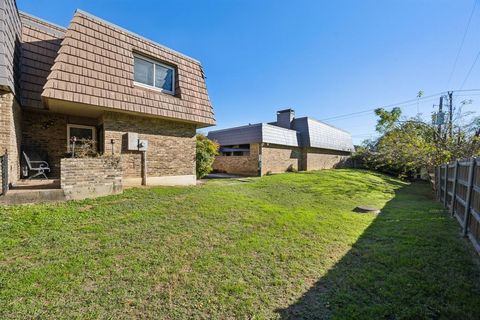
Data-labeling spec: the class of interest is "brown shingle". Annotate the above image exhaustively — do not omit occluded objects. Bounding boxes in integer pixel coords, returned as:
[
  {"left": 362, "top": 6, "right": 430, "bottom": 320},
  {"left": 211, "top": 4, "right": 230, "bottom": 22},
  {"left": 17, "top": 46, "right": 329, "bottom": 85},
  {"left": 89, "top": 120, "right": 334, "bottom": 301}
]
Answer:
[
  {"left": 19, "top": 13, "right": 65, "bottom": 109},
  {"left": 42, "top": 11, "right": 214, "bottom": 126}
]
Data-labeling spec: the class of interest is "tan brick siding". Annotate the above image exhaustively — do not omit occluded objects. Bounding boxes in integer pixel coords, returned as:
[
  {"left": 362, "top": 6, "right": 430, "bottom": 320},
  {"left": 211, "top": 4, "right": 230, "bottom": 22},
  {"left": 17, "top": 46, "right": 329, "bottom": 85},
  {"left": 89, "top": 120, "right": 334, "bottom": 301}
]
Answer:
[
  {"left": 20, "top": 109, "right": 196, "bottom": 180},
  {"left": 212, "top": 143, "right": 351, "bottom": 176},
  {"left": 0, "top": 91, "right": 22, "bottom": 184},
  {"left": 212, "top": 143, "right": 260, "bottom": 176},
  {"left": 261, "top": 144, "right": 302, "bottom": 175},
  {"left": 304, "top": 147, "right": 351, "bottom": 170},
  {"left": 61, "top": 157, "right": 122, "bottom": 200},
  {"left": 21, "top": 110, "right": 98, "bottom": 178},
  {"left": 102, "top": 112, "right": 196, "bottom": 179}
]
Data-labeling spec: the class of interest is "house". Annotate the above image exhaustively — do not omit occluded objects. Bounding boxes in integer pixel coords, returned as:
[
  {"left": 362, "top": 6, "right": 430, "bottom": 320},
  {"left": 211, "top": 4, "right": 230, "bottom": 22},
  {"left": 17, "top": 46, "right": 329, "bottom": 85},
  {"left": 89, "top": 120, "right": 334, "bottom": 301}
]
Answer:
[
  {"left": 0, "top": 0, "right": 215, "bottom": 198},
  {"left": 207, "top": 109, "right": 354, "bottom": 176}
]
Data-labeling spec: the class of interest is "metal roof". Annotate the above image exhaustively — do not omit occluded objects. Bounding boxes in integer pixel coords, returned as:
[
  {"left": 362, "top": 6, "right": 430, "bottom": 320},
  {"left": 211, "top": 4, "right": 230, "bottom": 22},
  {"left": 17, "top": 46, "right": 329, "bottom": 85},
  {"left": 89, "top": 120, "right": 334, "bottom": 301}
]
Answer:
[
  {"left": 208, "top": 123, "right": 299, "bottom": 147},
  {"left": 208, "top": 113, "right": 354, "bottom": 152},
  {"left": 294, "top": 117, "right": 354, "bottom": 152}
]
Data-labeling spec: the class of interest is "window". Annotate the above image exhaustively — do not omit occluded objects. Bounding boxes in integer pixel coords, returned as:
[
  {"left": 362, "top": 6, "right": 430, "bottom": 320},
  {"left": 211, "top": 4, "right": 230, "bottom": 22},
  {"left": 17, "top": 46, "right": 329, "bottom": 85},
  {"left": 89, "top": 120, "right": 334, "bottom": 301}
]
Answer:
[
  {"left": 220, "top": 144, "right": 250, "bottom": 156},
  {"left": 67, "top": 124, "right": 97, "bottom": 151},
  {"left": 134, "top": 55, "right": 175, "bottom": 94}
]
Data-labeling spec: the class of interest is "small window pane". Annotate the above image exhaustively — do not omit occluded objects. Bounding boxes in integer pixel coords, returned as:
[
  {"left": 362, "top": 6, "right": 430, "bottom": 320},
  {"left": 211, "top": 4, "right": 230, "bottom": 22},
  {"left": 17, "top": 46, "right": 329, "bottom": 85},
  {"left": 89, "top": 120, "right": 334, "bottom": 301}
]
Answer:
[
  {"left": 70, "top": 127, "right": 93, "bottom": 141},
  {"left": 134, "top": 57, "right": 154, "bottom": 86},
  {"left": 155, "top": 63, "right": 174, "bottom": 92}
]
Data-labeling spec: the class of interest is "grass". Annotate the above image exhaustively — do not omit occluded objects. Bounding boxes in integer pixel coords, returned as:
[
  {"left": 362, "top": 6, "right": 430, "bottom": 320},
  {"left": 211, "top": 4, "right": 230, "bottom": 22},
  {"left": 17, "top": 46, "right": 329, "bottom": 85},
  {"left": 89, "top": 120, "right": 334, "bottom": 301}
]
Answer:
[{"left": 0, "top": 169, "right": 479, "bottom": 319}]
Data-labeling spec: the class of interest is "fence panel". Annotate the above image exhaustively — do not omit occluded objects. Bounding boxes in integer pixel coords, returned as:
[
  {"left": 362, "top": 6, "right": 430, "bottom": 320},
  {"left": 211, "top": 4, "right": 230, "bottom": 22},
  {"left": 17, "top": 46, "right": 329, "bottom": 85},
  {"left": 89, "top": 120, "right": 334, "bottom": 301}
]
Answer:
[
  {"left": 439, "top": 166, "right": 446, "bottom": 202},
  {"left": 436, "top": 157, "right": 480, "bottom": 254}
]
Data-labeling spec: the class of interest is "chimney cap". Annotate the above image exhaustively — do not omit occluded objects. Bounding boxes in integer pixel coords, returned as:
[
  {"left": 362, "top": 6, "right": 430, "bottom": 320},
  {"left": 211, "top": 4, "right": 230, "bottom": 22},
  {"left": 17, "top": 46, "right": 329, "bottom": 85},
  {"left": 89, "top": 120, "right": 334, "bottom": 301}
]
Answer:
[{"left": 277, "top": 108, "right": 295, "bottom": 114}]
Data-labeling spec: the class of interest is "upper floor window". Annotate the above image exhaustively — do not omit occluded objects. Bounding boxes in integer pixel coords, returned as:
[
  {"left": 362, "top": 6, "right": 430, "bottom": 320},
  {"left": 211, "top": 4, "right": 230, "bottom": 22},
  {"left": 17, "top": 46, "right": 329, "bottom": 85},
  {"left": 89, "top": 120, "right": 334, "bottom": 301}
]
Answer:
[{"left": 133, "top": 55, "right": 175, "bottom": 95}]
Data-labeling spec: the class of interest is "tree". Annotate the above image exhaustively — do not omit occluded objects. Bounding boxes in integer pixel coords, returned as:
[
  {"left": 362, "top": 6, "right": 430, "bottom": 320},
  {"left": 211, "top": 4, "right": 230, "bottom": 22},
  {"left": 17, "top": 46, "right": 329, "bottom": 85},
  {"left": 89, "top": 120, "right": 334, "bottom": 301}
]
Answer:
[
  {"left": 374, "top": 107, "right": 402, "bottom": 133},
  {"left": 196, "top": 134, "right": 219, "bottom": 179},
  {"left": 355, "top": 105, "right": 479, "bottom": 179},
  {"left": 373, "top": 121, "right": 439, "bottom": 177}
]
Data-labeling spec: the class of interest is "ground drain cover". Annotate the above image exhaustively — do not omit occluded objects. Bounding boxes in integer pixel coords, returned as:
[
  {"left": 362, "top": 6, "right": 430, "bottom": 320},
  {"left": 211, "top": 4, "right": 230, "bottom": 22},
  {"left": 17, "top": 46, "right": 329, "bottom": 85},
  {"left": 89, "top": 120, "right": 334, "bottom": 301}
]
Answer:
[{"left": 353, "top": 206, "right": 381, "bottom": 214}]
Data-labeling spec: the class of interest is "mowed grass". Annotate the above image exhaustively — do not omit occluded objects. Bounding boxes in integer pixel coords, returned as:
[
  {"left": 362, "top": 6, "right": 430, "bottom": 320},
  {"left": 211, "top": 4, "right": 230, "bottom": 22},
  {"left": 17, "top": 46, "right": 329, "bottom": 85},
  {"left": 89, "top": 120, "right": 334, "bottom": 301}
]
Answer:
[{"left": 1, "top": 169, "right": 479, "bottom": 319}]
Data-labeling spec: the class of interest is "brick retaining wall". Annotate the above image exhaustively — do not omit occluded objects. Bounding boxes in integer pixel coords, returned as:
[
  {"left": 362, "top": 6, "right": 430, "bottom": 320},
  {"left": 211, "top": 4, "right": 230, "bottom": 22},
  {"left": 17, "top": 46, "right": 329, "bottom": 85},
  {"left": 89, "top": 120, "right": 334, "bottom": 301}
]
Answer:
[{"left": 61, "top": 157, "right": 123, "bottom": 200}]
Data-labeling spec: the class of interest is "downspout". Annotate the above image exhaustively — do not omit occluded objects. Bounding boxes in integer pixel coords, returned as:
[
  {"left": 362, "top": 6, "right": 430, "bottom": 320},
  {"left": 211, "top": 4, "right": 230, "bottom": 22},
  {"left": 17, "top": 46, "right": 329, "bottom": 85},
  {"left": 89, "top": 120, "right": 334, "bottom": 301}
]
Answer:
[{"left": 258, "top": 143, "right": 263, "bottom": 176}]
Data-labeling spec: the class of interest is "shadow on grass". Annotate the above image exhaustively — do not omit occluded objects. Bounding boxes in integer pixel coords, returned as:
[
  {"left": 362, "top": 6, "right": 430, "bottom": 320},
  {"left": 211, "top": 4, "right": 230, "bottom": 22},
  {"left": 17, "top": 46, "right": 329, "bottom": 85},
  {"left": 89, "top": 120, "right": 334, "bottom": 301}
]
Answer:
[{"left": 276, "top": 181, "right": 480, "bottom": 319}]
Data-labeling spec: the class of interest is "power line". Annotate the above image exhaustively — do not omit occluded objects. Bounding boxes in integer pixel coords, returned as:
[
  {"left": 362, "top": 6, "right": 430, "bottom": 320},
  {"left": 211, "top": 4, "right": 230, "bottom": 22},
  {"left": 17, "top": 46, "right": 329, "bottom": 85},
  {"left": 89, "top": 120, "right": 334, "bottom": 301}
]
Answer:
[
  {"left": 325, "top": 97, "right": 440, "bottom": 122},
  {"left": 460, "top": 49, "right": 480, "bottom": 89},
  {"left": 320, "top": 92, "right": 445, "bottom": 121},
  {"left": 320, "top": 89, "right": 480, "bottom": 122},
  {"left": 452, "top": 88, "right": 480, "bottom": 92},
  {"left": 446, "top": 0, "right": 478, "bottom": 89}
]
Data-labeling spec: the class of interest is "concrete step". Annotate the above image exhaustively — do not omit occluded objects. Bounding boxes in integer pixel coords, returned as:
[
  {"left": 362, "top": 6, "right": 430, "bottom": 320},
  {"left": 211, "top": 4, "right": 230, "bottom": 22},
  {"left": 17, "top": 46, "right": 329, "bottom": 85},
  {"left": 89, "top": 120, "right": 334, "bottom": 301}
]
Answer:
[
  {"left": 0, "top": 189, "right": 66, "bottom": 205},
  {"left": 12, "top": 179, "right": 60, "bottom": 190}
]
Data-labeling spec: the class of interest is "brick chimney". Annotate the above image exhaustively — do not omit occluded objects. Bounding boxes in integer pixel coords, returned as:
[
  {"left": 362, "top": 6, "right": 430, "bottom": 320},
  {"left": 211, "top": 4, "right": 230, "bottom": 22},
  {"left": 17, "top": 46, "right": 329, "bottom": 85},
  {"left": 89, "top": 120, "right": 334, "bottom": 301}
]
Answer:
[{"left": 276, "top": 109, "right": 295, "bottom": 129}]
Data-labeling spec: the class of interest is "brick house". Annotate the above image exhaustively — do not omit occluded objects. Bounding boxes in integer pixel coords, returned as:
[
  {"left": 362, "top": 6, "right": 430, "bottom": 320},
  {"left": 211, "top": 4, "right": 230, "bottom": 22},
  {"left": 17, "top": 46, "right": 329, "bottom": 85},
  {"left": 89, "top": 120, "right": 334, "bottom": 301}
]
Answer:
[
  {"left": 0, "top": 0, "right": 215, "bottom": 190},
  {"left": 207, "top": 109, "right": 354, "bottom": 176}
]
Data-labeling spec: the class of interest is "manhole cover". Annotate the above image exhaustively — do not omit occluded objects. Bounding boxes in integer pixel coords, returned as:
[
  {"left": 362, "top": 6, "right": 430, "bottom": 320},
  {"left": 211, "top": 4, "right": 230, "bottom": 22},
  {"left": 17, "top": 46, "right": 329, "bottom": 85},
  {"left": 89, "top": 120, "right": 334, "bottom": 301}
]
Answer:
[{"left": 353, "top": 206, "right": 381, "bottom": 214}]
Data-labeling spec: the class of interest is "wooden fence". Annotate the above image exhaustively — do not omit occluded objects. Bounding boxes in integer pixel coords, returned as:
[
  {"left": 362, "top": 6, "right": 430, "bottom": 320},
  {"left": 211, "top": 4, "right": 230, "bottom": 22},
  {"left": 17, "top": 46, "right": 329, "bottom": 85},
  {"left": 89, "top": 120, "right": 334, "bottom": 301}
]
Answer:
[{"left": 436, "top": 157, "right": 480, "bottom": 253}]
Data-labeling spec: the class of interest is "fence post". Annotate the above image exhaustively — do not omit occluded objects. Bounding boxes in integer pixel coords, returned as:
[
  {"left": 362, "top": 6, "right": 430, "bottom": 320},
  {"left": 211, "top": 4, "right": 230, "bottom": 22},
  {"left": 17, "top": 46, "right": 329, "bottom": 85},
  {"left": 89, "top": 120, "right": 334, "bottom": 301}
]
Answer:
[
  {"left": 450, "top": 160, "right": 459, "bottom": 216},
  {"left": 443, "top": 164, "right": 448, "bottom": 207},
  {"left": 1, "top": 152, "right": 8, "bottom": 196},
  {"left": 462, "top": 158, "right": 476, "bottom": 237},
  {"left": 436, "top": 166, "right": 440, "bottom": 200}
]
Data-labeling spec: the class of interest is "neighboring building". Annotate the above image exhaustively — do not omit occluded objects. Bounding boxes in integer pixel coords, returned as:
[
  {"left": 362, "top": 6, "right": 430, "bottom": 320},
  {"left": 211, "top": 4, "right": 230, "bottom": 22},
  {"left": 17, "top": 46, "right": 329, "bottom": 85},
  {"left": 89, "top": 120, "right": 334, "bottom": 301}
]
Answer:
[
  {"left": 0, "top": 0, "right": 214, "bottom": 188},
  {"left": 208, "top": 109, "right": 354, "bottom": 176}
]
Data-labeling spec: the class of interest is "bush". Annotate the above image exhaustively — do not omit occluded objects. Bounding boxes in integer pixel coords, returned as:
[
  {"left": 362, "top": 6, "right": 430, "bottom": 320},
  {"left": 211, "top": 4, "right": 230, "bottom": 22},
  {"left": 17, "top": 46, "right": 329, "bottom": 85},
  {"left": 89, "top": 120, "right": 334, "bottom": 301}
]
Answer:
[
  {"left": 286, "top": 165, "right": 298, "bottom": 173},
  {"left": 67, "top": 139, "right": 99, "bottom": 158},
  {"left": 196, "top": 134, "right": 219, "bottom": 179}
]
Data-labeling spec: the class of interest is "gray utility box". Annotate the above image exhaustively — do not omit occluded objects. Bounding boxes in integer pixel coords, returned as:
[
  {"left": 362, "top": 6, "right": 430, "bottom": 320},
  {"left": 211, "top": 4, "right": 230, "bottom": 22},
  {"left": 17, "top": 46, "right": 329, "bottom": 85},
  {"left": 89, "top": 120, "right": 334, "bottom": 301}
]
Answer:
[{"left": 126, "top": 132, "right": 148, "bottom": 151}]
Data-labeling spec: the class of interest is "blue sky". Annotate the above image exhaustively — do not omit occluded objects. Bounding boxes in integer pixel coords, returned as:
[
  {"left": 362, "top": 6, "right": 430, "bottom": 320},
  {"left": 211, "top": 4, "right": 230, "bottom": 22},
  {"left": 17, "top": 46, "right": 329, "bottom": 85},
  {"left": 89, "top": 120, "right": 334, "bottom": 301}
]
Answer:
[{"left": 18, "top": 0, "right": 480, "bottom": 144}]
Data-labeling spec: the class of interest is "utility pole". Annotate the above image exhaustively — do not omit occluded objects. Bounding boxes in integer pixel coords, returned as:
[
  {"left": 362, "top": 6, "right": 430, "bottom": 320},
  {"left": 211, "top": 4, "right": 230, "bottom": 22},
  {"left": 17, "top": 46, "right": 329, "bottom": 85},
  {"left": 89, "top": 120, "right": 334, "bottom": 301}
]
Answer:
[
  {"left": 438, "top": 96, "right": 443, "bottom": 138},
  {"left": 448, "top": 91, "right": 453, "bottom": 139}
]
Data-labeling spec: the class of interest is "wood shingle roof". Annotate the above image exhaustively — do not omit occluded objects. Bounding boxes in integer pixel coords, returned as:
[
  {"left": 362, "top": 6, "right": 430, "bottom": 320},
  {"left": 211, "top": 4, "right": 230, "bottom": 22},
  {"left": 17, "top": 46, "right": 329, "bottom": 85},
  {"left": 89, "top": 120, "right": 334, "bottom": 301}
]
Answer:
[
  {"left": 20, "top": 12, "right": 65, "bottom": 109},
  {"left": 42, "top": 10, "right": 215, "bottom": 126}
]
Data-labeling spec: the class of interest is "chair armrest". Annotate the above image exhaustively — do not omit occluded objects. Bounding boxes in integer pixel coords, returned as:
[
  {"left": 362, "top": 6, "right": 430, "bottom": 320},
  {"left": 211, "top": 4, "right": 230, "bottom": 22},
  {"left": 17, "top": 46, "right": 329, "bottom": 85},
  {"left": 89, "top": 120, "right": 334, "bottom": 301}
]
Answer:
[{"left": 29, "top": 161, "right": 50, "bottom": 168}]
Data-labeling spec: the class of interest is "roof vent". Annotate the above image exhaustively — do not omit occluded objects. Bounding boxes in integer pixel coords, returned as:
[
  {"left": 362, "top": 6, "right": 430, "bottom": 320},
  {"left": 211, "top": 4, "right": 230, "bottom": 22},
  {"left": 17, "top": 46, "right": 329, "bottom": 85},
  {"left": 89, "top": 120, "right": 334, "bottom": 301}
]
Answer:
[{"left": 276, "top": 109, "right": 295, "bottom": 129}]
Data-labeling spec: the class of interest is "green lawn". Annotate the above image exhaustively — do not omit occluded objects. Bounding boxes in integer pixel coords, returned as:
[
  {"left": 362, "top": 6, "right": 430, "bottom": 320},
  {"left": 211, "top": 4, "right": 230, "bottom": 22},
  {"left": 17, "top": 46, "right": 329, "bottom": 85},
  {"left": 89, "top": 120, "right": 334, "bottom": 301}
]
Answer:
[{"left": 1, "top": 170, "right": 479, "bottom": 319}]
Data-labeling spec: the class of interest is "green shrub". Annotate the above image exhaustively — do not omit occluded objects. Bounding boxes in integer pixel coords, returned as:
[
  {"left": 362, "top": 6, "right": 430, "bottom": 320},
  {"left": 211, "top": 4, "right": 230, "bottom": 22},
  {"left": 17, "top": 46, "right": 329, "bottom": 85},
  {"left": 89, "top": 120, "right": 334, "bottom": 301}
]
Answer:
[{"left": 196, "top": 134, "right": 219, "bottom": 179}]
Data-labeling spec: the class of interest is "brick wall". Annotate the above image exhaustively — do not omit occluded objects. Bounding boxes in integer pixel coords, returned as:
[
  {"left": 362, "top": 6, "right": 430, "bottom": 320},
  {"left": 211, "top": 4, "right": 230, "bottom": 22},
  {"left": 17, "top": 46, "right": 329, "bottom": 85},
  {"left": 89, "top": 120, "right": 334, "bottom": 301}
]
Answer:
[
  {"left": 212, "top": 143, "right": 351, "bottom": 176},
  {"left": 261, "top": 144, "right": 302, "bottom": 175},
  {"left": 61, "top": 157, "right": 123, "bottom": 200},
  {"left": 304, "top": 147, "right": 351, "bottom": 170},
  {"left": 212, "top": 143, "right": 260, "bottom": 176},
  {"left": 22, "top": 110, "right": 99, "bottom": 178},
  {"left": 102, "top": 112, "right": 196, "bottom": 182},
  {"left": 19, "top": 110, "right": 196, "bottom": 183},
  {"left": 0, "top": 91, "right": 22, "bottom": 184}
]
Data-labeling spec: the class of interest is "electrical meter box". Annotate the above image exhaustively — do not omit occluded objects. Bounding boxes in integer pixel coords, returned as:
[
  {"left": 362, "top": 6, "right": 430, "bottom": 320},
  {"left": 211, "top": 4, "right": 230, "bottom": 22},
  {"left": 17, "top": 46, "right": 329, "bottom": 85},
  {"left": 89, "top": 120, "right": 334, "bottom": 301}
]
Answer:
[
  {"left": 127, "top": 132, "right": 138, "bottom": 150},
  {"left": 126, "top": 132, "right": 148, "bottom": 151}
]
